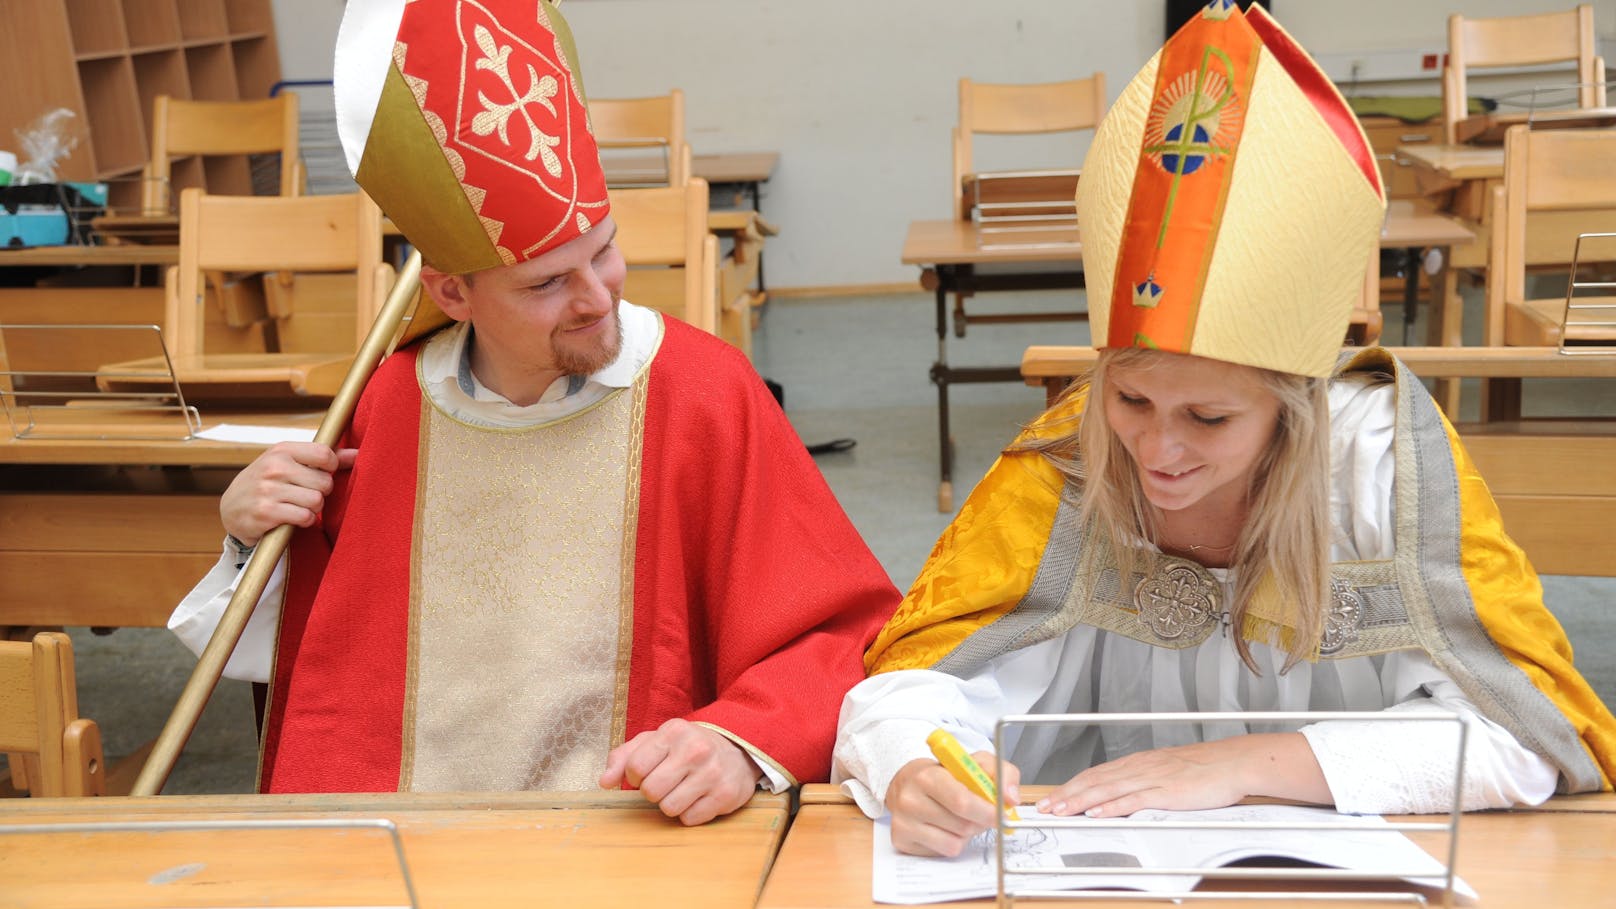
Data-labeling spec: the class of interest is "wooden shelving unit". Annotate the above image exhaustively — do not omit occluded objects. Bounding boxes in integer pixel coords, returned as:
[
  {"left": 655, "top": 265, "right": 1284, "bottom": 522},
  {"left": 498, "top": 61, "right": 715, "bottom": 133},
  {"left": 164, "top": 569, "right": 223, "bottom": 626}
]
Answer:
[{"left": 0, "top": 0, "right": 282, "bottom": 213}]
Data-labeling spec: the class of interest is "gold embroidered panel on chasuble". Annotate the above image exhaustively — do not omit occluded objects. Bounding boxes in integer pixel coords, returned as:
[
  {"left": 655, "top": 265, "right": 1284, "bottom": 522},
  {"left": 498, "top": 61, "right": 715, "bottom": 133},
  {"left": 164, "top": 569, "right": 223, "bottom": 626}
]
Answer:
[{"left": 400, "top": 376, "right": 647, "bottom": 791}]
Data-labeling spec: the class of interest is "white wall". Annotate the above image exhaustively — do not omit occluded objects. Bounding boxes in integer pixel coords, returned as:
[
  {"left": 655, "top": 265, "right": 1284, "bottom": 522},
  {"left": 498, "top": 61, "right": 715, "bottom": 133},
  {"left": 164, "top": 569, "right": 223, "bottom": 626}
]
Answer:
[{"left": 274, "top": 0, "right": 1616, "bottom": 289}]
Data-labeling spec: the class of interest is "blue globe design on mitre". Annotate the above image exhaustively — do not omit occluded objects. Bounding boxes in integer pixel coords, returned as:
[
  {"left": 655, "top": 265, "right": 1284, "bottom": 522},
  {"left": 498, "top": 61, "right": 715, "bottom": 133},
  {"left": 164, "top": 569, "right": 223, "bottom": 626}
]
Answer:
[
  {"left": 1161, "top": 121, "right": 1213, "bottom": 175},
  {"left": 1144, "top": 69, "right": 1241, "bottom": 178}
]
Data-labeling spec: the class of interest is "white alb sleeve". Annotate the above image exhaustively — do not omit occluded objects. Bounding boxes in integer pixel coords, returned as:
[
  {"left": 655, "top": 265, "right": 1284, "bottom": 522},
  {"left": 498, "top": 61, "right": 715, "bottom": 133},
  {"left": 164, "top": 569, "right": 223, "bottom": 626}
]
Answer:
[
  {"left": 1301, "top": 649, "right": 1559, "bottom": 814},
  {"left": 166, "top": 538, "right": 286, "bottom": 684},
  {"left": 832, "top": 636, "right": 1066, "bottom": 818}
]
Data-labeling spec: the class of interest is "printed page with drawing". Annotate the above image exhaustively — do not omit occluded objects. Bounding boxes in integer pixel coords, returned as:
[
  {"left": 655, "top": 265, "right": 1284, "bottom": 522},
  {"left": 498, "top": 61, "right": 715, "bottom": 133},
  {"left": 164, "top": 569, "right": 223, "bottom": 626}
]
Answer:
[{"left": 873, "top": 804, "right": 1476, "bottom": 904}]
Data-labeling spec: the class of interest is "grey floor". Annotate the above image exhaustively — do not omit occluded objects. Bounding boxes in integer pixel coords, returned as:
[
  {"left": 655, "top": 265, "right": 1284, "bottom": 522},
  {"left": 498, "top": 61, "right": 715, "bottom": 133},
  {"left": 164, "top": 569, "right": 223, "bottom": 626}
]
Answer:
[{"left": 63, "top": 282, "right": 1615, "bottom": 795}]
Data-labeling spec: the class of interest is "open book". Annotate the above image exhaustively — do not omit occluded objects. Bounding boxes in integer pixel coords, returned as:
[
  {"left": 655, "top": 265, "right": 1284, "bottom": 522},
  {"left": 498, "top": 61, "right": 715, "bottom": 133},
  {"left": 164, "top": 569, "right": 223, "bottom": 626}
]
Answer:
[{"left": 873, "top": 804, "right": 1475, "bottom": 904}]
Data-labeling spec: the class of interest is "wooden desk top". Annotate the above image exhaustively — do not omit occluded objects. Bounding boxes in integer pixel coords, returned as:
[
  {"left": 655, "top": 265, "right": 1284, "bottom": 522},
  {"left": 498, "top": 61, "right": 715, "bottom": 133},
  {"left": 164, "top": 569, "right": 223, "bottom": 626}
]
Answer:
[
  {"left": 1380, "top": 200, "right": 1475, "bottom": 247},
  {"left": 604, "top": 152, "right": 780, "bottom": 187},
  {"left": 1, "top": 790, "right": 788, "bottom": 909},
  {"left": 904, "top": 204, "right": 1470, "bottom": 270},
  {"left": 0, "top": 244, "right": 179, "bottom": 267},
  {"left": 1020, "top": 345, "right": 1616, "bottom": 385},
  {"left": 901, "top": 218, "right": 1082, "bottom": 267},
  {"left": 693, "top": 152, "right": 780, "bottom": 184},
  {"left": 1396, "top": 144, "right": 1504, "bottom": 183},
  {"left": 1455, "top": 106, "right": 1616, "bottom": 145},
  {"left": 0, "top": 410, "right": 324, "bottom": 467},
  {"left": 757, "top": 788, "right": 1616, "bottom": 908}
]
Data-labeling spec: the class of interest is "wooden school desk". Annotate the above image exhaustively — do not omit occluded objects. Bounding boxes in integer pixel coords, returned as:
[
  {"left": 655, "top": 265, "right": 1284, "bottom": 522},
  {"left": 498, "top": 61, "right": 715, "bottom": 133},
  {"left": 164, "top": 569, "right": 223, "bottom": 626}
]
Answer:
[
  {"left": 1378, "top": 200, "right": 1476, "bottom": 344},
  {"left": 0, "top": 410, "right": 323, "bottom": 632},
  {"left": 0, "top": 244, "right": 179, "bottom": 269},
  {"left": 606, "top": 151, "right": 780, "bottom": 209},
  {"left": 1395, "top": 144, "right": 1502, "bottom": 356},
  {"left": 900, "top": 218, "right": 1083, "bottom": 512},
  {"left": 0, "top": 790, "right": 789, "bottom": 908},
  {"left": 608, "top": 152, "right": 781, "bottom": 297},
  {"left": 756, "top": 786, "right": 1616, "bottom": 909}
]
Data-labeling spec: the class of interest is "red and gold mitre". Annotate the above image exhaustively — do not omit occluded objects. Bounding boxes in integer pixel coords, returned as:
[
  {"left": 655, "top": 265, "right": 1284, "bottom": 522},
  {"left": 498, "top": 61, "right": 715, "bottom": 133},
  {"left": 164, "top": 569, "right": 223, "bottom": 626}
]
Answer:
[
  {"left": 335, "top": 0, "right": 610, "bottom": 275},
  {"left": 1076, "top": 1, "right": 1386, "bottom": 377}
]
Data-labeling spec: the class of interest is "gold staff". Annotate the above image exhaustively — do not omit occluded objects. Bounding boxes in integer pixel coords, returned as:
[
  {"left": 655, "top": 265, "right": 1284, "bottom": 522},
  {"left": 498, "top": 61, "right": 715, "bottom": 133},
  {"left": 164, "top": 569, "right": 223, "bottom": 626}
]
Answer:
[{"left": 132, "top": 250, "right": 424, "bottom": 796}]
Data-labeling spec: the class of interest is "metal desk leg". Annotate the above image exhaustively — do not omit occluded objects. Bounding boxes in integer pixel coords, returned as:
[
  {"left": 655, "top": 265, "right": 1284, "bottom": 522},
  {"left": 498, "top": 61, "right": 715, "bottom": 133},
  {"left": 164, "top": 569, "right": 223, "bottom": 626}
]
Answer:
[
  {"left": 930, "top": 269, "right": 954, "bottom": 512},
  {"left": 750, "top": 180, "right": 766, "bottom": 296},
  {"left": 1403, "top": 247, "right": 1421, "bottom": 344}
]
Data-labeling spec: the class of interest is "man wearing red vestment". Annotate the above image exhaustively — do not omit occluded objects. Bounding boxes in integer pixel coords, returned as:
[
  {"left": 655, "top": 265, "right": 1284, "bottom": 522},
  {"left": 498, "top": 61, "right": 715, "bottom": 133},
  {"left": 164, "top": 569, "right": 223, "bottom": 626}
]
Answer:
[{"left": 169, "top": 0, "right": 899, "bottom": 826}]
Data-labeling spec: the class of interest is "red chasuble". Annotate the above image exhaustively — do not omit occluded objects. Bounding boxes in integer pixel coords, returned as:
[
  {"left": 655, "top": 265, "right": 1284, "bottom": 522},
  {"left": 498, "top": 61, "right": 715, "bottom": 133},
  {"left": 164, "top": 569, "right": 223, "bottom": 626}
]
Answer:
[{"left": 259, "top": 318, "right": 899, "bottom": 792}]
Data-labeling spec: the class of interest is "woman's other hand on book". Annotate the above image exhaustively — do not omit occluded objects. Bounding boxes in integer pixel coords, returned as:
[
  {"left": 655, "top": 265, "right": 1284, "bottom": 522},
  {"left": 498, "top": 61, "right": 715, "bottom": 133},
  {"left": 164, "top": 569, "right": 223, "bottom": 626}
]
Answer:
[
  {"left": 886, "top": 752, "right": 1022, "bottom": 857},
  {"left": 1035, "top": 733, "right": 1333, "bottom": 818}
]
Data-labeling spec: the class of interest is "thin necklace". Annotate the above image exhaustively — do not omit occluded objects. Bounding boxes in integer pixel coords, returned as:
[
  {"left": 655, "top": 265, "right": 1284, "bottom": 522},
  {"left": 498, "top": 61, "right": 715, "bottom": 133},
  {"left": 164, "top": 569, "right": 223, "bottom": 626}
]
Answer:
[{"left": 1181, "top": 540, "right": 1238, "bottom": 554}]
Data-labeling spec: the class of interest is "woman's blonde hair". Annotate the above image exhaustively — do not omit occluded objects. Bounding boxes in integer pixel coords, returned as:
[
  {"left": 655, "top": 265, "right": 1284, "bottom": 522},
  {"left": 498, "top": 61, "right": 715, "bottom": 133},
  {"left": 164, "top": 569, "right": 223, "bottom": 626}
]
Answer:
[{"left": 1019, "top": 347, "right": 1332, "bottom": 672}]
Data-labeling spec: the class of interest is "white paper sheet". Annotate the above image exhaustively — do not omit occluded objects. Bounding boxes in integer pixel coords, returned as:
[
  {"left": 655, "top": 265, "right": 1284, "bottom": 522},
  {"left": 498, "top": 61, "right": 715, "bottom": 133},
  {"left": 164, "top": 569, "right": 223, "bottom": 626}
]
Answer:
[
  {"left": 195, "top": 423, "right": 318, "bottom": 445},
  {"left": 872, "top": 804, "right": 1476, "bottom": 904}
]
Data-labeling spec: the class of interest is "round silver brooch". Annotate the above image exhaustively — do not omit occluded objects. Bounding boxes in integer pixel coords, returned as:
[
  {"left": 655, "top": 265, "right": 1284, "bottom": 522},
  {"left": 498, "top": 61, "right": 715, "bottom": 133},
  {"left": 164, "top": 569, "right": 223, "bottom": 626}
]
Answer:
[{"left": 1134, "top": 564, "right": 1220, "bottom": 641}]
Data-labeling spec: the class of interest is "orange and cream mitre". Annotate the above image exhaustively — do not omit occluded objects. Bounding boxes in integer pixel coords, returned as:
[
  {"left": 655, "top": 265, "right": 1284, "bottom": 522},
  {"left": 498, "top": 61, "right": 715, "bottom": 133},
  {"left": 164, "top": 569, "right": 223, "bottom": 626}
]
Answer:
[
  {"left": 335, "top": 0, "right": 610, "bottom": 275},
  {"left": 1076, "top": 1, "right": 1386, "bottom": 377}
]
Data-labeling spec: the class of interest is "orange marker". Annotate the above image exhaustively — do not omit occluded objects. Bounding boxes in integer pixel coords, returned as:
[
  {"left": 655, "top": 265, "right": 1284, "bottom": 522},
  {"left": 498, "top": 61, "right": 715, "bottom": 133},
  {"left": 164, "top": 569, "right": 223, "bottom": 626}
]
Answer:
[{"left": 926, "top": 728, "right": 1022, "bottom": 821}]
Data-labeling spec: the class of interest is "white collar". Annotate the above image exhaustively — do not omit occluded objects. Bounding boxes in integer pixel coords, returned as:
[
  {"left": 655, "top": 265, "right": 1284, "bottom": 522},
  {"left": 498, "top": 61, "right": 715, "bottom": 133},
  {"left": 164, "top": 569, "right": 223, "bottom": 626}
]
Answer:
[{"left": 417, "top": 300, "right": 660, "bottom": 428}]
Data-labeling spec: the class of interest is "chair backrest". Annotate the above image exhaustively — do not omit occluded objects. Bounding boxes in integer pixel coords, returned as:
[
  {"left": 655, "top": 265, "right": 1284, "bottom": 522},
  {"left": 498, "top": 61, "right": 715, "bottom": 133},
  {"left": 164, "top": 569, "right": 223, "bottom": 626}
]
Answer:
[
  {"left": 143, "top": 95, "right": 304, "bottom": 214},
  {"left": 1444, "top": 4, "right": 1606, "bottom": 144},
  {"left": 953, "top": 74, "right": 1106, "bottom": 218},
  {"left": 611, "top": 178, "right": 718, "bottom": 334},
  {"left": 0, "top": 632, "right": 104, "bottom": 797},
  {"left": 590, "top": 89, "right": 690, "bottom": 187},
  {"left": 1485, "top": 124, "right": 1616, "bottom": 346},
  {"left": 166, "top": 188, "right": 390, "bottom": 361}
]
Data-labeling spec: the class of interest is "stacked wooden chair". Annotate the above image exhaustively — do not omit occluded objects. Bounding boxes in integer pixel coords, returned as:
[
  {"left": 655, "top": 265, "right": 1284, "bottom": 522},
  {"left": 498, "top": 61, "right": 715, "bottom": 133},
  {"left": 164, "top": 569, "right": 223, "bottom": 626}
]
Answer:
[
  {"left": 592, "top": 90, "right": 765, "bottom": 356},
  {"left": 98, "top": 188, "right": 394, "bottom": 402},
  {"left": 1, "top": 632, "right": 104, "bottom": 798},
  {"left": 1442, "top": 4, "right": 1607, "bottom": 145}
]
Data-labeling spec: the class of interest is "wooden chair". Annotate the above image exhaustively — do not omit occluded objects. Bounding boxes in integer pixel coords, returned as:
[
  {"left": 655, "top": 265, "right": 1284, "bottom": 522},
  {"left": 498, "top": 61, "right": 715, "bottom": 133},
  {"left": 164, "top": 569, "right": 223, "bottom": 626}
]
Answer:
[
  {"left": 953, "top": 74, "right": 1105, "bottom": 220},
  {"left": 1349, "top": 261, "right": 1383, "bottom": 347},
  {"left": 591, "top": 91, "right": 764, "bottom": 353},
  {"left": 950, "top": 74, "right": 1104, "bottom": 337},
  {"left": 1480, "top": 122, "right": 1616, "bottom": 417},
  {"left": 1443, "top": 5, "right": 1607, "bottom": 145},
  {"left": 1481, "top": 124, "right": 1616, "bottom": 418},
  {"left": 591, "top": 89, "right": 690, "bottom": 187},
  {"left": 612, "top": 178, "right": 719, "bottom": 335},
  {"left": 98, "top": 188, "right": 394, "bottom": 402},
  {"left": 0, "top": 632, "right": 104, "bottom": 798},
  {"left": 141, "top": 95, "right": 304, "bottom": 215}
]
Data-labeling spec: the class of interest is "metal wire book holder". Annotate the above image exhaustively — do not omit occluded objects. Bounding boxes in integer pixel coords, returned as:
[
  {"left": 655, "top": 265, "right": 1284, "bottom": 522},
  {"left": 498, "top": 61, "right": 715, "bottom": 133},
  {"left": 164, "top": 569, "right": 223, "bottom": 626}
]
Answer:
[
  {"left": 0, "top": 818, "right": 420, "bottom": 909},
  {"left": 988, "top": 711, "right": 1468, "bottom": 907},
  {"left": 1560, "top": 231, "right": 1616, "bottom": 355},
  {"left": 0, "top": 323, "right": 200, "bottom": 441},
  {"left": 1515, "top": 83, "right": 1612, "bottom": 121}
]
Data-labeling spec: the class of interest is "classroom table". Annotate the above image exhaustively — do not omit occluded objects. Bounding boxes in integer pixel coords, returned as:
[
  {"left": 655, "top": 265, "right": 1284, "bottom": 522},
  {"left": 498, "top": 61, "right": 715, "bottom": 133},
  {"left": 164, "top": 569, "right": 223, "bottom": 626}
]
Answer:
[
  {"left": 1378, "top": 200, "right": 1476, "bottom": 344},
  {"left": 608, "top": 152, "right": 781, "bottom": 295},
  {"left": 900, "top": 218, "right": 1083, "bottom": 512},
  {"left": 1019, "top": 345, "right": 1616, "bottom": 406},
  {"left": 0, "top": 790, "right": 789, "bottom": 908},
  {"left": 756, "top": 786, "right": 1616, "bottom": 908},
  {"left": 0, "top": 244, "right": 178, "bottom": 268},
  {"left": 0, "top": 410, "right": 323, "bottom": 632},
  {"left": 900, "top": 205, "right": 1474, "bottom": 512},
  {"left": 1394, "top": 143, "right": 1503, "bottom": 383},
  {"left": 606, "top": 151, "right": 779, "bottom": 209}
]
